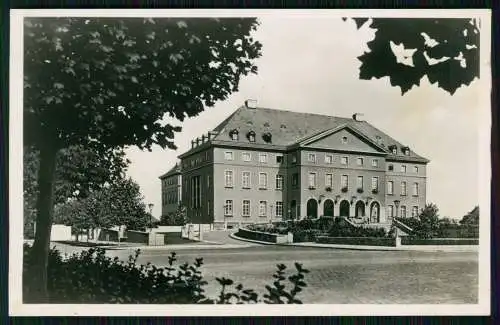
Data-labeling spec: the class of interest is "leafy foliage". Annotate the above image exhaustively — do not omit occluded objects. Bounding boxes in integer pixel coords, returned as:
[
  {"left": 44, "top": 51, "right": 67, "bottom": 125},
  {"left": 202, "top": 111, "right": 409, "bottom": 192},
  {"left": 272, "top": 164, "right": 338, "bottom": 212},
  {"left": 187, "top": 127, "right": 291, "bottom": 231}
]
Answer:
[
  {"left": 24, "top": 17, "right": 262, "bottom": 151},
  {"left": 52, "top": 177, "right": 151, "bottom": 233},
  {"left": 412, "top": 203, "right": 440, "bottom": 239},
  {"left": 345, "top": 18, "right": 480, "bottom": 95},
  {"left": 460, "top": 206, "right": 479, "bottom": 226},
  {"left": 23, "top": 145, "right": 129, "bottom": 238},
  {"left": 24, "top": 17, "right": 262, "bottom": 300},
  {"left": 159, "top": 205, "right": 189, "bottom": 226},
  {"left": 396, "top": 204, "right": 478, "bottom": 239},
  {"left": 23, "top": 245, "right": 308, "bottom": 304}
]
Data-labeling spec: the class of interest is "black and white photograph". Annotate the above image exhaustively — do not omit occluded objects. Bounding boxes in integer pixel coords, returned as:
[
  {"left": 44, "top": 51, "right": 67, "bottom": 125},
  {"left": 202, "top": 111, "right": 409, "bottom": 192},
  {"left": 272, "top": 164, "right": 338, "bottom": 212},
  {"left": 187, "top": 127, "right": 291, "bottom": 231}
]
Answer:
[{"left": 9, "top": 9, "right": 491, "bottom": 316}]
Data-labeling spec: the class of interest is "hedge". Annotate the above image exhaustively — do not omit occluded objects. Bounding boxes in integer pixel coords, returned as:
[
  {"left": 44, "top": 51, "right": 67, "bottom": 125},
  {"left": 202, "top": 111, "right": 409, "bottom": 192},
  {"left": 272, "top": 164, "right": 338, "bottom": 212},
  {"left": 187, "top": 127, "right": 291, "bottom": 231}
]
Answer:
[
  {"left": 316, "top": 236, "right": 396, "bottom": 247},
  {"left": 23, "top": 244, "right": 310, "bottom": 304},
  {"left": 401, "top": 237, "right": 479, "bottom": 245}
]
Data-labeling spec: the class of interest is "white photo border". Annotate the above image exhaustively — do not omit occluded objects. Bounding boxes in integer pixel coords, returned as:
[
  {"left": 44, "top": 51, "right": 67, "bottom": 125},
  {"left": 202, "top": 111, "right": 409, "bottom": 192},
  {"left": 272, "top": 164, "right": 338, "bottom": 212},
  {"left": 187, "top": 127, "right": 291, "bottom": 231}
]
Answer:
[{"left": 9, "top": 8, "right": 492, "bottom": 316}]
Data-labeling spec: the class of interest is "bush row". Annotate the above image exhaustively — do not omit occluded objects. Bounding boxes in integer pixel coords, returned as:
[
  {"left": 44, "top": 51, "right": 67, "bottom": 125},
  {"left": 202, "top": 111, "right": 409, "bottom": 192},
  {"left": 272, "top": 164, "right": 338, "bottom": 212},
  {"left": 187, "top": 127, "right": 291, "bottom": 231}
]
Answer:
[
  {"left": 401, "top": 238, "right": 479, "bottom": 245},
  {"left": 23, "top": 244, "right": 310, "bottom": 304},
  {"left": 316, "top": 236, "right": 395, "bottom": 247}
]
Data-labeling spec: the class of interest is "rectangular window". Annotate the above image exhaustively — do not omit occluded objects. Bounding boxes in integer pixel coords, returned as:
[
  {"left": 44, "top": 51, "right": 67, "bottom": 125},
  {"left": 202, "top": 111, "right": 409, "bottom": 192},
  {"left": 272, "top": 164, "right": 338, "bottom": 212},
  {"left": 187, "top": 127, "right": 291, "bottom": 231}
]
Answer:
[
  {"left": 401, "top": 206, "right": 407, "bottom": 218},
  {"left": 224, "top": 170, "right": 234, "bottom": 187},
  {"left": 242, "top": 200, "right": 250, "bottom": 217},
  {"left": 413, "top": 182, "right": 419, "bottom": 196},
  {"left": 224, "top": 151, "right": 233, "bottom": 160},
  {"left": 412, "top": 206, "right": 419, "bottom": 217},
  {"left": 242, "top": 152, "right": 251, "bottom": 162},
  {"left": 372, "top": 159, "right": 379, "bottom": 167},
  {"left": 292, "top": 173, "right": 299, "bottom": 187},
  {"left": 401, "top": 181, "right": 407, "bottom": 196},
  {"left": 325, "top": 154, "right": 333, "bottom": 164},
  {"left": 414, "top": 166, "right": 419, "bottom": 173},
  {"left": 207, "top": 175, "right": 211, "bottom": 188},
  {"left": 242, "top": 171, "right": 251, "bottom": 189},
  {"left": 207, "top": 200, "right": 211, "bottom": 216},
  {"left": 341, "top": 175, "right": 348, "bottom": 188},
  {"left": 308, "top": 173, "right": 317, "bottom": 188},
  {"left": 357, "top": 176, "right": 363, "bottom": 189},
  {"left": 224, "top": 200, "right": 233, "bottom": 216},
  {"left": 276, "top": 201, "right": 283, "bottom": 217},
  {"left": 308, "top": 153, "right": 316, "bottom": 163},
  {"left": 371, "top": 177, "right": 379, "bottom": 190},
  {"left": 276, "top": 175, "right": 284, "bottom": 190},
  {"left": 357, "top": 157, "right": 364, "bottom": 166},
  {"left": 259, "top": 172, "right": 268, "bottom": 189},
  {"left": 191, "top": 176, "right": 201, "bottom": 209},
  {"left": 388, "top": 164, "right": 394, "bottom": 171},
  {"left": 259, "top": 201, "right": 267, "bottom": 217},
  {"left": 387, "top": 181, "right": 394, "bottom": 195},
  {"left": 276, "top": 155, "right": 284, "bottom": 163},
  {"left": 388, "top": 205, "right": 394, "bottom": 218},
  {"left": 259, "top": 153, "right": 268, "bottom": 163},
  {"left": 325, "top": 174, "right": 333, "bottom": 187},
  {"left": 292, "top": 155, "right": 297, "bottom": 164},
  {"left": 341, "top": 156, "right": 348, "bottom": 165},
  {"left": 401, "top": 165, "right": 407, "bottom": 173}
]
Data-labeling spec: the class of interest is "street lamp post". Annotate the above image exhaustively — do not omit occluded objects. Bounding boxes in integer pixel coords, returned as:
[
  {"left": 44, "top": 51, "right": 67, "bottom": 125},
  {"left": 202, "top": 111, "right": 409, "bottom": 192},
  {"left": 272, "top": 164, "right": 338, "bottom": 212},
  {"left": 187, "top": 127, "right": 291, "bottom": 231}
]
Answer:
[
  {"left": 148, "top": 203, "right": 154, "bottom": 233},
  {"left": 393, "top": 200, "right": 400, "bottom": 220},
  {"left": 223, "top": 204, "right": 228, "bottom": 230}
]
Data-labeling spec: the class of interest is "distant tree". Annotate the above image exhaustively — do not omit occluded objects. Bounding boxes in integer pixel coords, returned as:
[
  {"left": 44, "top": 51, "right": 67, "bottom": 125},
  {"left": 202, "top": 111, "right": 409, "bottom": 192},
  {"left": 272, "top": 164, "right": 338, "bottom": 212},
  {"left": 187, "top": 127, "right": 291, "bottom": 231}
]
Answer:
[
  {"left": 414, "top": 203, "right": 441, "bottom": 239},
  {"left": 24, "top": 17, "right": 262, "bottom": 301},
  {"left": 460, "top": 206, "right": 479, "bottom": 226},
  {"left": 52, "top": 177, "right": 151, "bottom": 238},
  {"left": 344, "top": 18, "right": 480, "bottom": 95},
  {"left": 160, "top": 205, "right": 188, "bottom": 226},
  {"left": 53, "top": 199, "right": 93, "bottom": 241},
  {"left": 24, "top": 145, "right": 129, "bottom": 238}
]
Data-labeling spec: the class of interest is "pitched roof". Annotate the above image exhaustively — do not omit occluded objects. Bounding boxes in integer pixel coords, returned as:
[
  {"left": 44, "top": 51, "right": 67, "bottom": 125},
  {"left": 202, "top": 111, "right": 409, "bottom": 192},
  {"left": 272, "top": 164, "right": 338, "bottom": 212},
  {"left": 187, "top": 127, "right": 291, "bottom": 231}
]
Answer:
[
  {"left": 181, "top": 106, "right": 429, "bottom": 162},
  {"left": 159, "top": 163, "right": 181, "bottom": 179}
]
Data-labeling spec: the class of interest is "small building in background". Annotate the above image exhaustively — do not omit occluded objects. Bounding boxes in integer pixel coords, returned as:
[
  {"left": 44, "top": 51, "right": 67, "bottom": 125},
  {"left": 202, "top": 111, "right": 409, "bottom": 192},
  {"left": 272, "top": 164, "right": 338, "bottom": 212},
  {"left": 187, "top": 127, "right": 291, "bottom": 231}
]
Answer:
[{"left": 159, "top": 163, "right": 182, "bottom": 218}]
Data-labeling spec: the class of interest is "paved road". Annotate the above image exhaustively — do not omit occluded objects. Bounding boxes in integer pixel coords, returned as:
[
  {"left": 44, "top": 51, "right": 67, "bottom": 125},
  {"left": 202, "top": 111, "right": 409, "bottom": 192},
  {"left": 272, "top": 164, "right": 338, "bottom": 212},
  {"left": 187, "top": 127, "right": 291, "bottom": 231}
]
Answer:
[{"left": 111, "top": 245, "right": 478, "bottom": 304}]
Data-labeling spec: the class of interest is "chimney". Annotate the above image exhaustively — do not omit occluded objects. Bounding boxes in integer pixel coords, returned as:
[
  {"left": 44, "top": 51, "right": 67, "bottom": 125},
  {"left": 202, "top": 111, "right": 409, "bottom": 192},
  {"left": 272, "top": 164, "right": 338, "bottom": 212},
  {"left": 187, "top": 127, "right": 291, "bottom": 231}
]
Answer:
[
  {"left": 244, "top": 99, "right": 258, "bottom": 109},
  {"left": 196, "top": 137, "right": 201, "bottom": 146},
  {"left": 201, "top": 134, "right": 206, "bottom": 143},
  {"left": 191, "top": 140, "right": 196, "bottom": 148},
  {"left": 352, "top": 113, "right": 364, "bottom": 122}
]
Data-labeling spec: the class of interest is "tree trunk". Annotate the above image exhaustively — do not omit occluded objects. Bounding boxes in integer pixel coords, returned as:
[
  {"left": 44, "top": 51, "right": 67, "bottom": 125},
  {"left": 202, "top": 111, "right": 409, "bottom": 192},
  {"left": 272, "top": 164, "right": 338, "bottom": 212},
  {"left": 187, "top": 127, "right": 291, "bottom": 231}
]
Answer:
[{"left": 27, "top": 145, "right": 58, "bottom": 303}]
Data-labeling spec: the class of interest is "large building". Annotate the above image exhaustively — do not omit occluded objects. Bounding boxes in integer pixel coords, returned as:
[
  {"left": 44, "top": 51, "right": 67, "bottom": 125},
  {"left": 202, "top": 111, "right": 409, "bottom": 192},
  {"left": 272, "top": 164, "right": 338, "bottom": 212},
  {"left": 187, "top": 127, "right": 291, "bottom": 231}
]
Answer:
[
  {"left": 163, "top": 100, "right": 429, "bottom": 230},
  {"left": 159, "top": 163, "right": 182, "bottom": 217}
]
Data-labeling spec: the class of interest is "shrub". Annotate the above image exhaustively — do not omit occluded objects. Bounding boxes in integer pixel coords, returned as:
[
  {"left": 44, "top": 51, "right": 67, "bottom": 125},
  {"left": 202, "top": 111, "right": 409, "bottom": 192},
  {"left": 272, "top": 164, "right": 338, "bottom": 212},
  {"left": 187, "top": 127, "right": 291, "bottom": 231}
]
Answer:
[
  {"left": 328, "top": 223, "right": 387, "bottom": 238},
  {"left": 23, "top": 244, "right": 309, "bottom": 304},
  {"left": 292, "top": 229, "right": 322, "bottom": 243}
]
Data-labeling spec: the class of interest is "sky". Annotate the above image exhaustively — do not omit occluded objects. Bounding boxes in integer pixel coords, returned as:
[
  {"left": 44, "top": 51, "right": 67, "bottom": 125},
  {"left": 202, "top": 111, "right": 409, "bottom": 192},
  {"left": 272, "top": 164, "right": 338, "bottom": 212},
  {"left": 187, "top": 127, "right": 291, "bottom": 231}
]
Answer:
[{"left": 124, "top": 15, "right": 483, "bottom": 220}]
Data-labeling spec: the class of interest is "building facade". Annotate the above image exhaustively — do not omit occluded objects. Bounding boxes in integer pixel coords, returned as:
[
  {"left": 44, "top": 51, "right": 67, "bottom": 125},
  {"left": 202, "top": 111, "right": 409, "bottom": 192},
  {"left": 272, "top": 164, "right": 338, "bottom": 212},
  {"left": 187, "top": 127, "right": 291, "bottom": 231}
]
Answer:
[
  {"left": 166, "top": 101, "right": 429, "bottom": 229},
  {"left": 159, "top": 164, "right": 182, "bottom": 217}
]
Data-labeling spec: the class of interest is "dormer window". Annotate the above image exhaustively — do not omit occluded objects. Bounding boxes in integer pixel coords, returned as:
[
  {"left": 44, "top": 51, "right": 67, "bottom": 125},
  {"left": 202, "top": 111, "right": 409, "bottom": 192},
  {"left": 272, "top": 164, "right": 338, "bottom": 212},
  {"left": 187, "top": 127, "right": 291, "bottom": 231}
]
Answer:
[
  {"left": 402, "top": 146, "right": 410, "bottom": 155},
  {"left": 341, "top": 136, "right": 348, "bottom": 144},
  {"left": 247, "top": 131, "right": 256, "bottom": 142},
  {"left": 229, "top": 129, "right": 239, "bottom": 141},
  {"left": 388, "top": 145, "right": 397, "bottom": 155},
  {"left": 262, "top": 132, "right": 272, "bottom": 143}
]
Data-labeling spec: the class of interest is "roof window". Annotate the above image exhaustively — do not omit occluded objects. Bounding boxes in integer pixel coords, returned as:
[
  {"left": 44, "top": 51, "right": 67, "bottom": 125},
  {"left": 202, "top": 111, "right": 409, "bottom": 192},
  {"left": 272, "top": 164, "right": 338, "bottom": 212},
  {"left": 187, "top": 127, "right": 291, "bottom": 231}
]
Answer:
[{"left": 247, "top": 131, "right": 256, "bottom": 142}]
